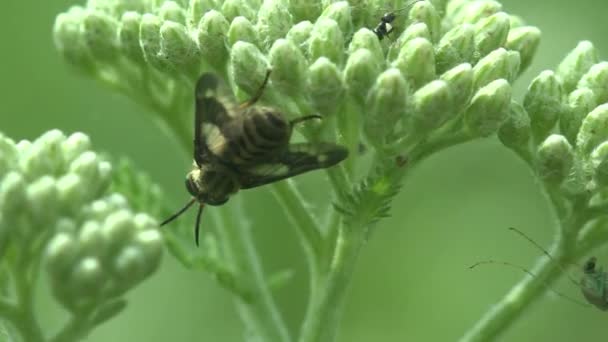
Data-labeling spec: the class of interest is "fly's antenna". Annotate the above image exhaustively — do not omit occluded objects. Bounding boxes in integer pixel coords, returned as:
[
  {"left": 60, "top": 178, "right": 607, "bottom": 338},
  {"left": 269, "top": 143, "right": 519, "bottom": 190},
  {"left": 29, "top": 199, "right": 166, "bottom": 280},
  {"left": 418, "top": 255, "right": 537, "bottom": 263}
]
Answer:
[
  {"left": 507, "top": 227, "right": 583, "bottom": 288},
  {"left": 469, "top": 260, "right": 591, "bottom": 308},
  {"left": 160, "top": 198, "right": 197, "bottom": 226},
  {"left": 194, "top": 204, "right": 205, "bottom": 247}
]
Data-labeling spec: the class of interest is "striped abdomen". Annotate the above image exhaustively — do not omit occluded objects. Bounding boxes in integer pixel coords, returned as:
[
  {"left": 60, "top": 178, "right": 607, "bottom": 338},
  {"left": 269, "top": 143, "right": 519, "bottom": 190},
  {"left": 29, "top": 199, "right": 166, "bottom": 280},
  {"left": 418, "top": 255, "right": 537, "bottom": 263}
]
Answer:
[{"left": 220, "top": 107, "right": 291, "bottom": 165}]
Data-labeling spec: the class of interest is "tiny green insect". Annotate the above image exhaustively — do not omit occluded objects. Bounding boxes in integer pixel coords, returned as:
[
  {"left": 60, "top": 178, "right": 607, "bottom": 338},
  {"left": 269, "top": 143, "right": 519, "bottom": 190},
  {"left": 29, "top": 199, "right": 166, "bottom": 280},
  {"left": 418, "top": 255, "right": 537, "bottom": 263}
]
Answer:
[{"left": 470, "top": 227, "right": 607, "bottom": 309}]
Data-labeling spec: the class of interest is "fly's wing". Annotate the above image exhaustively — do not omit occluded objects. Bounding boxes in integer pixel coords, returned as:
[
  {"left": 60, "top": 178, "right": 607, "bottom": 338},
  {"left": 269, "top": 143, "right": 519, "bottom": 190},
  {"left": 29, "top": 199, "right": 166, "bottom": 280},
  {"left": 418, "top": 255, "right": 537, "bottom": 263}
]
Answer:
[
  {"left": 194, "top": 73, "right": 234, "bottom": 166},
  {"left": 238, "top": 143, "right": 348, "bottom": 189}
]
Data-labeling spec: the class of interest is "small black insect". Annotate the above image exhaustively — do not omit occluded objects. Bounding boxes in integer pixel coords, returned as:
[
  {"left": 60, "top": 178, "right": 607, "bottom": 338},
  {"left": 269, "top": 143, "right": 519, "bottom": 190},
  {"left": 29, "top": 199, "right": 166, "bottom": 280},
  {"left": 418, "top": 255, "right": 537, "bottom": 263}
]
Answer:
[
  {"left": 161, "top": 70, "right": 349, "bottom": 245},
  {"left": 372, "top": 0, "right": 423, "bottom": 40}
]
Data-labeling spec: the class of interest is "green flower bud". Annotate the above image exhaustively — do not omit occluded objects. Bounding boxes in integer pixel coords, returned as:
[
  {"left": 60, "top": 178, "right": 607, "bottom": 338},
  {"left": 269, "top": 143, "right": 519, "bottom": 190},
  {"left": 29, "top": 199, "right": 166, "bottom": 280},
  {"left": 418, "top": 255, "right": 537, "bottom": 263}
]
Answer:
[
  {"left": 187, "top": 0, "right": 216, "bottom": 27},
  {"left": 590, "top": 142, "right": 608, "bottom": 187},
  {"left": 45, "top": 232, "right": 79, "bottom": 278},
  {"left": 221, "top": 0, "right": 256, "bottom": 22},
  {"left": 54, "top": 7, "right": 95, "bottom": 72},
  {"left": 556, "top": 41, "right": 599, "bottom": 93},
  {"left": 307, "top": 57, "right": 344, "bottom": 116},
  {"left": 228, "top": 16, "right": 258, "bottom": 46},
  {"left": 561, "top": 88, "right": 596, "bottom": 144},
  {"left": 140, "top": 14, "right": 168, "bottom": 70},
  {"left": 578, "top": 62, "right": 608, "bottom": 105},
  {"left": 434, "top": 24, "right": 475, "bottom": 74},
  {"left": 102, "top": 210, "right": 134, "bottom": 254},
  {"left": 160, "top": 21, "right": 201, "bottom": 74},
  {"left": 408, "top": 0, "right": 442, "bottom": 43},
  {"left": 364, "top": 69, "right": 409, "bottom": 141},
  {"left": 119, "top": 12, "right": 145, "bottom": 63},
  {"left": 319, "top": 1, "right": 353, "bottom": 40},
  {"left": 269, "top": 39, "right": 308, "bottom": 96},
  {"left": 0, "top": 172, "right": 27, "bottom": 219},
  {"left": 26, "top": 176, "right": 59, "bottom": 224},
  {"left": 440, "top": 63, "right": 473, "bottom": 113},
  {"left": 348, "top": 28, "right": 384, "bottom": 63},
  {"left": 392, "top": 37, "right": 435, "bottom": 90},
  {"left": 387, "top": 23, "right": 432, "bottom": 63},
  {"left": 452, "top": 1, "right": 502, "bottom": 25},
  {"left": 577, "top": 103, "right": 608, "bottom": 155},
  {"left": 21, "top": 130, "right": 66, "bottom": 179},
  {"left": 78, "top": 221, "right": 105, "bottom": 256},
  {"left": 411, "top": 80, "right": 454, "bottom": 134},
  {"left": 197, "top": 10, "right": 230, "bottom": 69},
  {"left": 309, "top": 19, "right": 344, "bottom": 65},
  {"left": 69, "top": 152, "right": 110, "bottom": 193},
  {"left": 230, "top": 41, "right": 269, "bottom": 95},
  {"left": 82, "top": 10, "right": 120, "bottom": 63},
  {"left": 56, "top": 174, "right": 87, "bottom": 212},
  {"left": 159, "top": 1, "right": 187, "bottom": 25},
  {"left": 505, "top": 26, "right": 541, "bottom": 74},
  {"left": 465, "top": 79, "right": 512, "bottom": 137},
  {"left": 344, "top": 49, "right": 382, "bottom": 102},
  {"left": 86, "top": 0, "right": 146, "bottom": 17},
  {"left": 523, "top": 70, "right": 564, "bottom": 141},
  {"left": 473, "top": 48, "right": 520, "bottom": 89},
  {"left": 113, "top": 246, "right": 148, "bottom": 285},
  {"left": 498, "top": 101, "right": 531, "bottom": 150},
  {"left": 509, "top": 15, "right": 526, "bottom": 28},
  {"left": 474, "top": 12, "right": 510, "bottom": 58},
  {"left": 69, "top": 257, "right": 105, "bottom": 300},
  {"left": 536, "top": 134, "right": 574, "bottom": 184},
  {"left": 256, "top": 0, "right": 293, "bottom": 49},
  {"left": 286, "top": 20, "right": 313, "bottom": 53},
  {"left": 132, "top": 229, "right": 163, "bottom": 272},
  {"left": 88, "top": 194, "right": 129, "bottom": 221},
  {"left": 62, "top": 132, "right": 91, "bottom": 164},
  {"left": 0, "top": 134, "right": 17, "bottom": 176}
]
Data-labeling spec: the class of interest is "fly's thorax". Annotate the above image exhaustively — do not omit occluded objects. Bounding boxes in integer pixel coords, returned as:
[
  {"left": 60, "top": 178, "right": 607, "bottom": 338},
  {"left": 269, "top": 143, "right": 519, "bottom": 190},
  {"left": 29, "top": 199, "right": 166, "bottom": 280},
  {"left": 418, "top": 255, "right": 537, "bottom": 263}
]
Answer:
[
  {"left": 185, "top": 164, "right": 240, "bottom": 206},
  {"left": 243, "top": 106, "right": 291, "bottom": 146}
]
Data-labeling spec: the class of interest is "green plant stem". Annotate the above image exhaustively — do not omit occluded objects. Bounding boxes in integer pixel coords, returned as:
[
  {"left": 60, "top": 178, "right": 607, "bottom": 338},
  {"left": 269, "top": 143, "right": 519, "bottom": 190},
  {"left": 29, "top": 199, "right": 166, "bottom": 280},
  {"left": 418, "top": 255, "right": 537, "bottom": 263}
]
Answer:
[
  {"left": 459, "top": 239, "right": 570, "bottom": 342},
  {"left": 211, "top": 201, "right": 292, "bottom": 342},
  {"left": 50, "top": 313, "right": 92, "bottom": 342}
]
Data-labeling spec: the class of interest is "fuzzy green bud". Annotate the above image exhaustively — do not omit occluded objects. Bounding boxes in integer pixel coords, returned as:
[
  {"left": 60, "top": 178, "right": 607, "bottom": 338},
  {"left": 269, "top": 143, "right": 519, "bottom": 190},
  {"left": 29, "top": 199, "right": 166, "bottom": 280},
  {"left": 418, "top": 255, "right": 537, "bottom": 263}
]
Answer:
[
  {"left": 0, "top": 172, "right": 27, "bottom": 219},
  {"left": 364, "top": 69, "right": 409, "bottom": 141},
  {"left": 46, "top": 232, "right": 79, "bottom": 278},
  {"left": 556, "top": 41, "right": 599, "bottom": 93},
  {"left": 160, "top": 21, "right": 201, "bottom": 74},
  {"left": 387, "top": 23, "right": 432, "bottom": 63},
  {"left": 187, "top": 0, "right": 216, "bottom": 26},
  {"left": 561, "top": 88, "right": 596, "bottom": 144},
  {"left": 392, "top": 37, "right": 436, "bottom": 90},
  {"left": 82, "top": 10, "right": 119, "bottom": 63},
  {"left": 20, "top": 130, "right": 67, "bottom": 180},
  {"left": 465, "top": 79, "right": 512, "bottom": 137},
  {"left": 505, "top": 26, "right": 541, "bottom": 74},
  {"left": 221, "top": 0, "right": 256, "bottom": 22},
  {"left": 578, "top": 62, "right": 608, "bottom": 105},
  {"left": 140, "top": 14, "right": 167, "bottom": 70},
  {"left": 473, "top": 48, "right": 520, "bottom": 89},
  {"left": 498, "top": 101, "right": 531, "bottom": 150},
  {"left": 69, "top": 152, "right": 111, "bottom": 196},
  {"left": 57, "top": 174, "right": 87, "bottom": 212},
  {"left": 54, "top": 7, "right": 95, "bottom": 72},
  {"left": 159, "top": 1, "right": 187, "bottom": 25},
  {"left": 268, "top": 39, "right": 308, "bottom": 96},
  {"left": 309, "top": 19, "right": 344, "bottom": 65},
  {"left": 119, "top": 12, "right": 145, "bottom": 63},
  {"left": 536, "top": 134, "right": 574, "bottom": 184},
  {"left": 452, "top": 1, "right": 502, "bottom": 25},
  {"left": 0, "top": 135, "right": 17, "bottom": 176},
  {"left": 344, "top": 49, "right": 382, "bottom": 102},
  {"left": 509, "top": 15, "right": 526, "bottom": 28},
  {"left": 440, "top": 63, "right": 473, "bottom": 113},
  {"left": 319, "top": 1, "right": 353, "bottom": 39},
  {"left": 256, "top": 0, "right": 293, "bottom": 49},
  {"left": 307, "top": 57, "right": 344, "bottom": 116},
  {"left": 434, "top": 24, "right": 475, "bottom": 74},
  {"left": 408, "top": 1, "right": 442, "bottom": 43},
  {"left": 523, "top": 70, "right": 564, "bottom": 141},
  {"left": 474, "top": 12, "right": 510, "bottom": 58},
  {"left": 62, "top": 132, "right": 91, "bottom": 164},
  {"left": 228, "top": 16, "right": 258, "bottom": 46},
  {"left": 27, "top": 176, "right": 59, "bottom": 224},
  {"left": 348, "top": 28, "right": 384, "bottom": 63},
  {"left": 286, "top": 20, "right": 313, "bottom": 53},
  {"left": 103, "top": 210, "right": 135, "bottom": 254},
  {"left": 197, "top": 10, "right": 230, "bottom": 69},
  {"left": 70, "top": 257, "right": 105, "bottom": 301},
  {"left": 590, "top": 142, "right": 608, "bottom": 187},
  {"left": 577, "top": 104, "right": 608, "bottom": 155},
  {"left": 411, "top": 80, "right": 454, "bottom": 134},
  {"left": 230, "top": 41, "right": 269, "bottom": 95}
]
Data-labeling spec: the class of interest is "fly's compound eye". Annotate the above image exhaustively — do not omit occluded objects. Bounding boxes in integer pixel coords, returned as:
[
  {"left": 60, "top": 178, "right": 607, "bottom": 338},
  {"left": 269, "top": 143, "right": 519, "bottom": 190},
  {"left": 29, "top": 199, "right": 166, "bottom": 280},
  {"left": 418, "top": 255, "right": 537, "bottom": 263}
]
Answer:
[{"left": 185, "top": 176, "right": 199, "bottom": 198}]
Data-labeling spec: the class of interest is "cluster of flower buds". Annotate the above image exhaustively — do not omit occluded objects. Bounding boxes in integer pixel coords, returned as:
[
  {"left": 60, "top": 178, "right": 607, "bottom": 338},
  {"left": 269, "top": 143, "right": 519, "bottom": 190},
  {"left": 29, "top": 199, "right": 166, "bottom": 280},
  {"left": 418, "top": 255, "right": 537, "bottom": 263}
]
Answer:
[
  {"left": 0, "top": 130, "right": 162, "bottom": 314},
  {"left": 53, "top": 0, "right": 540, "bottom": 152},
  {"left": 498, "top": 40, "right": 608, "bottom": 196}
]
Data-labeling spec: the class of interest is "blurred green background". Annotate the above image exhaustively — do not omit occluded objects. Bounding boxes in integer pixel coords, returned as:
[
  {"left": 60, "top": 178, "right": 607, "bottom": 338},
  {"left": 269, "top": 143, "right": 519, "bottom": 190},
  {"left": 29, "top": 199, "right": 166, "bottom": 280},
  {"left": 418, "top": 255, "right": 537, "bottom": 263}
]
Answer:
[{"left": 2, "top": 0, "right": 608, "bottom": 341}]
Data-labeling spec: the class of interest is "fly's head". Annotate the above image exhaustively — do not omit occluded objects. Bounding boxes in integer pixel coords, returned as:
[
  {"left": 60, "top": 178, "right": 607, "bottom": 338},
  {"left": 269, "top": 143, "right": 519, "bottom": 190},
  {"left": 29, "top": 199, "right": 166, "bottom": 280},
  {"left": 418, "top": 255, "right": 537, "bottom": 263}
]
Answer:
[{"left": 186, "top": 164, "right": 240, "bottom": 206}]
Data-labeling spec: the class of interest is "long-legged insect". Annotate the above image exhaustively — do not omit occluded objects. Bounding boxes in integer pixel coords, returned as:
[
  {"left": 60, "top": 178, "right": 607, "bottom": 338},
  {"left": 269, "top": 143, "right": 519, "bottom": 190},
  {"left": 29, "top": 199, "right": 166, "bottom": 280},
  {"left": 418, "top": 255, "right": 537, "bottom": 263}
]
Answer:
[
  {"left": 161, "top": 70, "right": 348, "bottom": 245},
  {"left": 372, "top": 0, "right": 423, "bottom": 40},
  {"left": 470, "top": 227, "right": 608, "bottom": 309}
]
